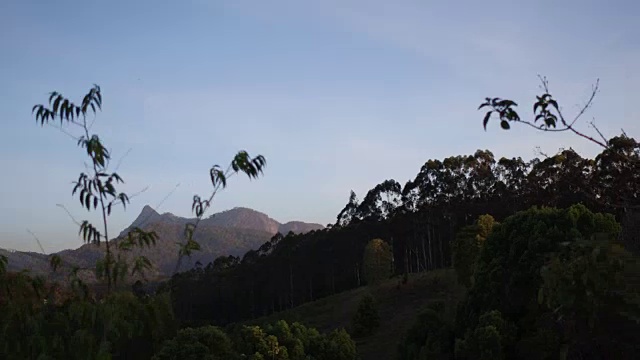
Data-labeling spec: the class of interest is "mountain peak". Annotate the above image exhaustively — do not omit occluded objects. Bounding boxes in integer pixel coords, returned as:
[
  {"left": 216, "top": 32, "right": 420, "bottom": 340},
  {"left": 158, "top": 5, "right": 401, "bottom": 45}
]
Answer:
[
  {"left": 140, "top": 205, "right": 159, "bottom": 217},
  {"left": 120, "top": 204, "right": 324, "bottom": 238}
]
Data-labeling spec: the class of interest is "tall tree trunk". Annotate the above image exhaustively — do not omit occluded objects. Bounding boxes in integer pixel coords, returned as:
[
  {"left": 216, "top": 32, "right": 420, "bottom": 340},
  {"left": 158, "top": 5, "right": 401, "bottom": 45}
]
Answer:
[
  {"left": 404, "top": 245, "right": 409, "bottom": 278},
  {"left": 289, "top": 262, "right": 294, "bottom": 309},
  {"left": 438, "top": 229, "right": 445, "bottom": 268},
  {"left": 390, "top": 237, "right": 395, "bottom": 274},
  {"left": 331, "top": 264, "right": 336, "bottom": 294},
  {"left": 421, "top": 228, "right": 428, "bottom": 271}
]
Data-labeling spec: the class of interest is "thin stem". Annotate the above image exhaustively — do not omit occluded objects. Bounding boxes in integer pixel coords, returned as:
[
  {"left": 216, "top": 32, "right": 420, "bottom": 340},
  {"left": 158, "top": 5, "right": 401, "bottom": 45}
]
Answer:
[
  {"left": 173, "top": 166, "right": 238, "bottom": 274},
  {"left": 81, "top": 113, "right": 113, "bottom": 294}
]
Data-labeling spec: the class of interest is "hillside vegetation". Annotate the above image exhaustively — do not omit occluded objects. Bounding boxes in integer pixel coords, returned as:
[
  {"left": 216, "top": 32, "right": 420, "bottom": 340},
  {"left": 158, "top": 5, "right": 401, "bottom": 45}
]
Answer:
[{"left": 244, "top": 269, "right": 464, "bottom": 360}]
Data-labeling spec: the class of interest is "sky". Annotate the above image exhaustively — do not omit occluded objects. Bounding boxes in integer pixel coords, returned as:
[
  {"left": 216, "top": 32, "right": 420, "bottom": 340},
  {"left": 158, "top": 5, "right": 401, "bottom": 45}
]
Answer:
[{"left": 0, "top": 0, "right": 638, "bottom": 252}]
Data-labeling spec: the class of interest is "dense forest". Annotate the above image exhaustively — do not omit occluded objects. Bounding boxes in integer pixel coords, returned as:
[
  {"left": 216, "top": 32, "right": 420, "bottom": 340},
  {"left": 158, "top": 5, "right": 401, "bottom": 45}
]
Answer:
[
  {"left": 0, "top": 83, "right": 638, "bottom": 360},
  {"left": 169, "top": 138, "right": 640, "bottom": 327}
]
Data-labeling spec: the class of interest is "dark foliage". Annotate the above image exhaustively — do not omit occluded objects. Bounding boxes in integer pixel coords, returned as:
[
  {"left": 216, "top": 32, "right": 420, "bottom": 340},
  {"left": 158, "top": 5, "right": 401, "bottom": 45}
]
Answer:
[{"left": 168, "top": 141, "right": 640, "bottom": 327}]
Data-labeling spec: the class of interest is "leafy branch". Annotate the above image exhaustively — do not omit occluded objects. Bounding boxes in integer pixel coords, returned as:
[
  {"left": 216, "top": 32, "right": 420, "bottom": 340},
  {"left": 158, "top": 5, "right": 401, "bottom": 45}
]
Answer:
[
  {"left": 479, "top": 76, "right": 640, "bottom": 210},
  {"left": 479, "top": 76, "right": 608, "bottom": 148},
  {"left": 32, "top": 85, "right": 158, "bottom": 294},
  {"left": 174, "top": 151, "right": 267, "bottom": 274}
]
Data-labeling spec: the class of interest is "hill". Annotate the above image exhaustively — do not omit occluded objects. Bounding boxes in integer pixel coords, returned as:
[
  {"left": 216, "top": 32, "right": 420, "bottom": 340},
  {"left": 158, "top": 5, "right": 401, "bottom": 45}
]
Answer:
[
  {"left": 242, "top": 269, "right": 464, "bottom": 360},
  {"left": 120, "top": 205, "right": 324, "bottom": 238},
  {"left": 2, "top": 206, "right": 324, "bottom": 279}
]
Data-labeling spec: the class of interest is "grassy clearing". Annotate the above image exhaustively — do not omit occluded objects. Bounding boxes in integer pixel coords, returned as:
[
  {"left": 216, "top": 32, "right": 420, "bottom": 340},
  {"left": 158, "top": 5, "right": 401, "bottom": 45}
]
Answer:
[{"left": 242, "top": 268, "right": 465, "bottom": 360}]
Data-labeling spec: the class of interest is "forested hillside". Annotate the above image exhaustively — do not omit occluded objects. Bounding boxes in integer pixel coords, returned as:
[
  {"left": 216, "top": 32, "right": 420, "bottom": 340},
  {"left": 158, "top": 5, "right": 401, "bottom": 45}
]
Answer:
[{"left": 169, "top": 140, "right": 640, "bottom": 326}]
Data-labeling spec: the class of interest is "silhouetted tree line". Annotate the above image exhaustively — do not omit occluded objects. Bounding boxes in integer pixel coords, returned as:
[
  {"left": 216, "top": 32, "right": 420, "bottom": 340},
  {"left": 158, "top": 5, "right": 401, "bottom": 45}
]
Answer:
[{"left": 167, "top": 135, "right": 640, "bottom": 327}]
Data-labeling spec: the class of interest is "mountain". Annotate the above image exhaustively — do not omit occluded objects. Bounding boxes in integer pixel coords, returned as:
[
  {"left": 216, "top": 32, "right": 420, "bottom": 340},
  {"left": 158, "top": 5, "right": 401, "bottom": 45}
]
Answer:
[
  {"left": 120, "top": 206, "right": 324, "bottom": 238},
  {"left": 2, "top": 206, "right": 324, "bottom": 280}
]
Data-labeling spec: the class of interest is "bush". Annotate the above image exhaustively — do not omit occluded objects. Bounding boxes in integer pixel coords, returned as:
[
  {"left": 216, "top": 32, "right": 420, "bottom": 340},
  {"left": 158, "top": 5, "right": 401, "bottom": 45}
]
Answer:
[
  {"left": 351, "top": 293, "right": 381, "bottom": 337},
  {"left": 398, "top": 302, "right": 454, "bottom": 360},
  {"left": 230, "top": 320, "right": 358, "bottom": 360},
  {"left": 153, "top": 326, "right": 235, "bottom": 360},
  {"left": 321, "top": 328, "right": 358, "bottom": 360},
  {"left": 454, "top": 310, "right": 515, "bottom": 360}
]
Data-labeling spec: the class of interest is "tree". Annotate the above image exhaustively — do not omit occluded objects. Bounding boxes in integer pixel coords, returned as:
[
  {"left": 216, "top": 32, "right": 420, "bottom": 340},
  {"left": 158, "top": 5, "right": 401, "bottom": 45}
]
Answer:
[
  {"left": 320, "top": 328, "right": 358, "bottom": 360},
  {"left": 153, "top": 326, "right": 236, "bottom": 360},
  {"left": 478, "top": 76, "right": 640, "bottom": 209},
  {"left": 452, "top": 215, "right": 497, "bottom": 287},
  {"left": 32, "top": 85, "right": 158, "bottom": 293},
  {"left": 454, "top": 310, "right": 515, "bottom": 360},
  {"left": 538, "top": 237, "right": 640, "bottom": 358},
  {"left": 351, "top": 292, "right": 380, "bottom": 337},
  {"left": 362, "top": 238, "right": 393, "bottom": 285},
  {"left": 398, "top": 302, "right": 454, "bottom": 360},
  {"left": 0, "top": 84, "right": 267, "bottom": 360},
  {"left": 455, "top": 204, "right": 625, "bottom": 359}
]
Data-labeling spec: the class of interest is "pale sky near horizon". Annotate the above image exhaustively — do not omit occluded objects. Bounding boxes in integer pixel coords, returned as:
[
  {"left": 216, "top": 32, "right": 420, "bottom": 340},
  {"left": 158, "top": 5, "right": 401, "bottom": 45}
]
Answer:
[{"left": 1, "top": 0, "right": 638, "bottom": 252}]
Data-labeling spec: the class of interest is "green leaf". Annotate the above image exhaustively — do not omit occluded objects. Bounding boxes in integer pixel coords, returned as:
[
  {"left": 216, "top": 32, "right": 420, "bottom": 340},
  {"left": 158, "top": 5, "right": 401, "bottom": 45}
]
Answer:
[
  {"left": 500, "top": 120, "right": 510, "bottom": 130},
  {"left": 483, "top": 111, "right": 492, "bottom": 130}
]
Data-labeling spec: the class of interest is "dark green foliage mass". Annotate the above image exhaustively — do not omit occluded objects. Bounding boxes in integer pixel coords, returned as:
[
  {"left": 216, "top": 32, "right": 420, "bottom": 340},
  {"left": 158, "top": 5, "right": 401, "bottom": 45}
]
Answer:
[
  {"left": 397, "top": 302, "right": 455, "bottom": 360},
  {"left": 0, "top": 286, "right": 177, "bottom": 360},
  {"left": 351, "top": 292, "right": 381, "bottom": 337},
  {"left": 451, "top": 215, "right": 497, "bottom": 288},
  {"left": 455, "top": 204, "right": 639, "bottom": 359},
  {"left": 152, "top": 326, "right": 235, "bottom": 360}
]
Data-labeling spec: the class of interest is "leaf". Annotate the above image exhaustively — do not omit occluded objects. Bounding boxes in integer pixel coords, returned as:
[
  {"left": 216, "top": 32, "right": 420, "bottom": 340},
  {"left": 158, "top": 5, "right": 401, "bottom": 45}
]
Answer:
[
  {"left": 537, "top": 288, "right": 544, "bottom": 304},
  {"left": 53, "top": 96, "right": 62, "bottom": 114},
  {"left": 500, "top": 120, "right": 510, "bottom": 130},
  {"left": 48, "top": 91, "right": 58, "bottom": 104}
]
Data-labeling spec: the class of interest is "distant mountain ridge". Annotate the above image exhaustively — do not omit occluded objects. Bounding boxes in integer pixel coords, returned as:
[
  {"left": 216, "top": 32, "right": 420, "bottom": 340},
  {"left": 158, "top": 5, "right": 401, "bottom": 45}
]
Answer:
[
  {"left": 2, "top": 206, "right": 324, "bottom": 280},
  {"left": 121, "top": 205, "right": 324, "bottom": 237}
]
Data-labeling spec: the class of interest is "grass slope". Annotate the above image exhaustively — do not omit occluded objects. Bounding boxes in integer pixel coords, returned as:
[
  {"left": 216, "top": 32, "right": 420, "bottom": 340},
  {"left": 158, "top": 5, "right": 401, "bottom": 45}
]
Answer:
[{"left": 243, "top": 268, "right": 465, "bottom": 360}]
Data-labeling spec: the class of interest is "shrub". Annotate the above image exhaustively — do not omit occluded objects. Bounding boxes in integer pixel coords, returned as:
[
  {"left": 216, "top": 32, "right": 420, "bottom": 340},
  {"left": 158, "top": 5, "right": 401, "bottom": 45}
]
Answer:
[
  {"left": 153, "top": 326, "right": 235, "bottom": 360},
  {"left": 351, "top": 292, "right": 381, "bottom": 337},
  {"left": 397, "top": 304, "right": 454, "bottom": 360}
]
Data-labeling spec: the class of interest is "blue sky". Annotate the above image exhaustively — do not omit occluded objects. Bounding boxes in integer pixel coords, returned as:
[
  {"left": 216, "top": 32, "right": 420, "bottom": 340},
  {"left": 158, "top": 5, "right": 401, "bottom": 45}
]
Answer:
[{"left": 1, "top": 0, "right": 638, "bottom": 252}]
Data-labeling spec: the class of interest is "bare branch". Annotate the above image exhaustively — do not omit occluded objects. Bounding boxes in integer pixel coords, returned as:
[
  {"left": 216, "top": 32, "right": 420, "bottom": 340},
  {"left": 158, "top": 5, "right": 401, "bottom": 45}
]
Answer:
[
  {"left": 534, "top": 77, "right": 608, "bottom": 148},
  {"left": 589, "top": 118, "right": 608, "bottom": 145},
  {"left": 26, "top": 229, "right": 47, "bottom": 255},
  {"left": 112, "top": 148, "right": 132, "bottom": 173},
  {"left": 534, "top": 146, "right": 550, "bottom": 159},
  {"left": 570, "top": 79, "right": 599, "bottom": 127},
  {"left": 110, "top": 186, "right": 150, "bottom": 207},
  {"left": 55, "top": 203, "right": 82, "bottom": 227},
  {"left": 46, "top": 122, "right": 81, "bottom": 141}
]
